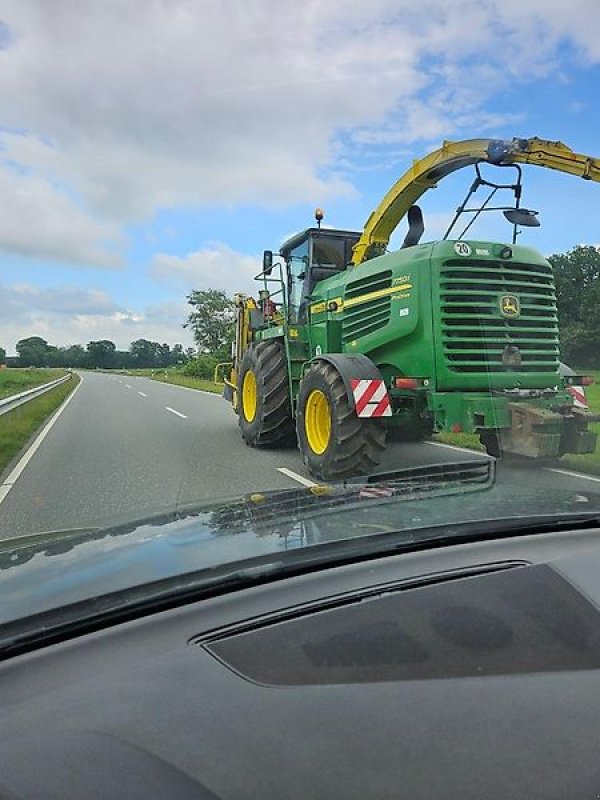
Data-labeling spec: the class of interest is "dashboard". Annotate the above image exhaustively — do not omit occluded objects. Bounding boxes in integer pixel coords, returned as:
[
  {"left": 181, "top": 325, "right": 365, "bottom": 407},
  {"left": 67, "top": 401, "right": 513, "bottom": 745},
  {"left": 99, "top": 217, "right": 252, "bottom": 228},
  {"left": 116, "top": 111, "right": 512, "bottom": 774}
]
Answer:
[{"left": 2, "top": 528, "right": 600, "bottom": 799}]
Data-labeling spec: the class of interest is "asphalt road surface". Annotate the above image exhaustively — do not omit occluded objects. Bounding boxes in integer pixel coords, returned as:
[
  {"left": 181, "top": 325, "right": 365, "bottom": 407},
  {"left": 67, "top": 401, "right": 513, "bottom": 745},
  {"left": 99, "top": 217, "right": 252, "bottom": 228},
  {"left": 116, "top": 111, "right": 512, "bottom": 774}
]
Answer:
[{"left": 0, "top": 370, "right": 599, "bottom": 539}]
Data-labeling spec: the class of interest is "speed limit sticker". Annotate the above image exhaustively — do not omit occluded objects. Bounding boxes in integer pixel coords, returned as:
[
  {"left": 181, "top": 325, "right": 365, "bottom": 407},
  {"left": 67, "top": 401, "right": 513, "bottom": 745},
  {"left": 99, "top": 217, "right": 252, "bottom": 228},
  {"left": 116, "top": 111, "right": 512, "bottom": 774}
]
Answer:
[{"left": 454, "top": 241, "right": 472, "bottom": 257}]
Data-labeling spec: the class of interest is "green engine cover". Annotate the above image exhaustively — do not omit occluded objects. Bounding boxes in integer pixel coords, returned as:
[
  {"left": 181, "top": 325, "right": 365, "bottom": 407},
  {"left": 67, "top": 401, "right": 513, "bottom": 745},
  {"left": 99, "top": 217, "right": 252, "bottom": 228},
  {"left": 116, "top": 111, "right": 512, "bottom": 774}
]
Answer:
[{"left": 308, "top": 239, "right": 560, "bottom": 394}]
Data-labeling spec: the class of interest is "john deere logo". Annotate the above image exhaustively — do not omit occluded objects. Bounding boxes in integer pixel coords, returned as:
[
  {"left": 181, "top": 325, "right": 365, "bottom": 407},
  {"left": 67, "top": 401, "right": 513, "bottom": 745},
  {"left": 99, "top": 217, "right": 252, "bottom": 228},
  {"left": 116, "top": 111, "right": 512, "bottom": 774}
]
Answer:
[{"left": 500, "top": 295, "right": 520, "bottom": 318}]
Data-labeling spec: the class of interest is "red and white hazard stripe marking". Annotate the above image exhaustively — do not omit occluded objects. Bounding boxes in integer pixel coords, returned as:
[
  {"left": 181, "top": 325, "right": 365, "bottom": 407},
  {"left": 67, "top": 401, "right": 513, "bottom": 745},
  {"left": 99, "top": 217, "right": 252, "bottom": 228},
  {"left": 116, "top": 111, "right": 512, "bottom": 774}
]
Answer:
[
  {"left": 359, "top": 486, "right": 395, "bottom": 499},
  {"left": 351, "top": 379, "right": 392, "bottom": 418},
  {"left": 567, "top": 385, "right": 588, "bottom": 409}
]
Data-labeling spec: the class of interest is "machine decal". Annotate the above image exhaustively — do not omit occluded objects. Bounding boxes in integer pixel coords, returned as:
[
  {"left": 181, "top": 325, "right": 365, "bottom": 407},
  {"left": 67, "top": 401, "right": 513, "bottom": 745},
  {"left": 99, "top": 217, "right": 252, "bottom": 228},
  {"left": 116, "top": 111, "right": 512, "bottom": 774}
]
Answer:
[
  {"left": 351, "top": 379, "right": 392, "bottom": 418},
  {"left": 454, "top": 242, "right": 472, "bottom": 257},
  {"left": 344, "top": 283, "right": 412, "bottom": 310},
  {"left": 499, "top": 294, "right": 521, "bottom": 318},
  {"left": 312, "top": 284, "right": 412, "bottom": 316}
]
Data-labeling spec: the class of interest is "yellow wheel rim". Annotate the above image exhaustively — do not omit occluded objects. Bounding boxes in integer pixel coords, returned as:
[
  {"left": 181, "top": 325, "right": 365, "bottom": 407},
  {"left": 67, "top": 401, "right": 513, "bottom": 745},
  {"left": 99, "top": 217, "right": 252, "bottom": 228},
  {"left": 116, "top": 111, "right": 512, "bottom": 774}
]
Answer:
[
  {"left": 242, "top": 370, "right": 257, "bottom": 422},
  {"left": 305, "top": 389, "right": 331, "bottom": 455}
]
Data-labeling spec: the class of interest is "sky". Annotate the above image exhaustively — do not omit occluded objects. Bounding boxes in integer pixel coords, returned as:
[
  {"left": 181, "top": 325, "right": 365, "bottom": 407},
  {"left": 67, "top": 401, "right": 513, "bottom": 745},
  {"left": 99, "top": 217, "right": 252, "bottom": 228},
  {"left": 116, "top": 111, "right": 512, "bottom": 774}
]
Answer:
[{"left": 1, "top": 0, "right": 600, "bottom": 354}]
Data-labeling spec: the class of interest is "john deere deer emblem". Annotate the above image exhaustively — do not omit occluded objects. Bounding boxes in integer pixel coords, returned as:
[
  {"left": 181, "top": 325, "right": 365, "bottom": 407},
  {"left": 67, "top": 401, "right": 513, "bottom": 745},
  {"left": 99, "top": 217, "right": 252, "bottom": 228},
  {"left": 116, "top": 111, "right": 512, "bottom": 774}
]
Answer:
[{"left": 500, "top": 295, "right": 520, "bottom": 318}]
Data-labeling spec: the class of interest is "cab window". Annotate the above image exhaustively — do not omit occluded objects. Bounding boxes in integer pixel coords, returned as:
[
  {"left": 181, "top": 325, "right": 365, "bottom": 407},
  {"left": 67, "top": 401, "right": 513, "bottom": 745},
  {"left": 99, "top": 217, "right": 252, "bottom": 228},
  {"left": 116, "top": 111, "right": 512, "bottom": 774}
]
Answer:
[{"left": 286, "top": 239, "right": 309, "bottom": 322}]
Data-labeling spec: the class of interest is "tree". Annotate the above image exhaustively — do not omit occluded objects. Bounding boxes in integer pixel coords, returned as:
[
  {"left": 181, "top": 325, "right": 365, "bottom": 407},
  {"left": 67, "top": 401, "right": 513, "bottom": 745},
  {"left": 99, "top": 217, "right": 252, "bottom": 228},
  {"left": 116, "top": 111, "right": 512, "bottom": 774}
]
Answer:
[
  {"left": 549, "top": 245, "right": 600, "bottom": 368},
  {"left": 171, "top": 343, "right": 185, "bottom": 365},
  {"left": 184, "top": 289, "right": 235, "bottom": 357},
  {"left": 64, "top": 344, "right": 87, "bottom": 368},
  {"left": 86, "top": 340, "right": 117, "bottom": 368},
  {"left": 130, "top": 338, "right": 159, "bottom": 368},
  {"left": 157, "top": 343, "right": 172, "bottom": 367},
  {"left": 16, "top": 336, "right": 51, "bottom": 367}
]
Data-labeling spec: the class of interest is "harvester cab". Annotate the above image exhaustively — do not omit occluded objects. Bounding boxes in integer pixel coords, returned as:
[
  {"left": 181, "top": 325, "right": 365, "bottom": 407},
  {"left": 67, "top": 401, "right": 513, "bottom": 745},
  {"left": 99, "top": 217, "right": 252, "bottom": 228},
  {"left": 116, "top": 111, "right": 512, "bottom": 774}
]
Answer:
[
  {"left": 277, "top": 219, "right": 360, "bottom": 323},
  {"left": 226, "top": 136, "right": 600, "bottom": 480}
]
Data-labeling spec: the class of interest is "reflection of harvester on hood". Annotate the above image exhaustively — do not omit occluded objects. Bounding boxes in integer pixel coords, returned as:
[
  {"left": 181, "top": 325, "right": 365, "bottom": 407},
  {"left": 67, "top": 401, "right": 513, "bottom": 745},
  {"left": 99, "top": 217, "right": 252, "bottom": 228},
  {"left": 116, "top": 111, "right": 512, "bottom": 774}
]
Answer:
[{"left": 222, "top": 138, "right": 600, "bottom": 479}]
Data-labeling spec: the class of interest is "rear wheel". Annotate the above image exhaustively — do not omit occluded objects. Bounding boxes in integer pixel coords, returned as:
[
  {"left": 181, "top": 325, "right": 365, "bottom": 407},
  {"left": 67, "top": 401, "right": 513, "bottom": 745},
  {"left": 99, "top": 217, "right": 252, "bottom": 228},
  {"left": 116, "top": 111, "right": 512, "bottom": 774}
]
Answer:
[
  {"left": 296, "top": 361, "right": 386, "bottom": 480},
  {"left": 237, "top": 341, "right": 295, "bottom": 447}
]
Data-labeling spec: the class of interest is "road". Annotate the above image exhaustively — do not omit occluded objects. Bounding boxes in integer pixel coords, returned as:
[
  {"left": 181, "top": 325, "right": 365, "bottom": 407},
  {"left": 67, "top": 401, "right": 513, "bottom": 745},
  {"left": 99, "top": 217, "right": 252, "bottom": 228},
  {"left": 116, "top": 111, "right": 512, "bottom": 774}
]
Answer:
[{"left": 0, "top": 370, "right": 599, "bottom": 539}]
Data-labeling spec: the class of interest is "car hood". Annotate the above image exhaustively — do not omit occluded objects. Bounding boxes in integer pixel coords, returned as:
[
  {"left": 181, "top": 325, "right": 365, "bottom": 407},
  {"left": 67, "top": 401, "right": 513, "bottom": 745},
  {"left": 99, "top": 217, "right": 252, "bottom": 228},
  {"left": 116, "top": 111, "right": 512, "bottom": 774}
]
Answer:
[{"left": 1, "top": 459, "right": 599, "bottom": 627}]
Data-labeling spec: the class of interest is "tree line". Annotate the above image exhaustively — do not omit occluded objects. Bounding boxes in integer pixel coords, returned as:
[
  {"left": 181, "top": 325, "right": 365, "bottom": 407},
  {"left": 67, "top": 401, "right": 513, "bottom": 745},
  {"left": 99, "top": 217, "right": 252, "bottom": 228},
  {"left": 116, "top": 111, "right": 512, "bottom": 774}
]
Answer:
[
  {"left": 2, "top": 337, "right": 194, "bottom": 370},
  {"left": 549, "top": 245, "right": 600, "bottom": 369}
]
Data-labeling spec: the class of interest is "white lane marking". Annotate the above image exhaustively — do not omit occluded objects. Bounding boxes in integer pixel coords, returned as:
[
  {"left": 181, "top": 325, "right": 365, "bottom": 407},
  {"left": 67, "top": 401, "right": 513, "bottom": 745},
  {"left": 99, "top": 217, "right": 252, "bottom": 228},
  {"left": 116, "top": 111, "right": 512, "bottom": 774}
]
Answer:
[
  {"left": 277, "top": 467, "right": 317, "bottom": 487},
  {"left": 165, "top": 406, "right": 187, "bottom": 419},
  {"left": 426, "top": 441, "right": 488, "bottom": 457},
  {"left": 545, "top": 467, "right": 600, "bottom": 484},
  {"left": 125, "top": 384, "right": 132, "bottom": 389},
  {"left": 0, "top": 375, "right": 84, "bottom": 507},
  {"left": 138, "top": 391, "right": 147, "bottom": 398}
]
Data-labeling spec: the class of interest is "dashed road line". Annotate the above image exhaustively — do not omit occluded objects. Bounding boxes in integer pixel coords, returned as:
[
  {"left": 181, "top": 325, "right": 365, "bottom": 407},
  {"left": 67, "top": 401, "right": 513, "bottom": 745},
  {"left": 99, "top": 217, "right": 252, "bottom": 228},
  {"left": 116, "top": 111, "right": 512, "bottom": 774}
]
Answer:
[
  {"left": 138, "top": 391, "right": 147, "bottom": 398},
  {"left": 0, "top": 375, "right": 84, "bottom": 507},
  {"left": 165, "top": 406, "right": 187, "bottom": 419},
  {"left": 277, "top": 467, "right": 317, "bottom": 487},
  {"left": 125, "top": 384, "right": 132, "bottom": 389}
]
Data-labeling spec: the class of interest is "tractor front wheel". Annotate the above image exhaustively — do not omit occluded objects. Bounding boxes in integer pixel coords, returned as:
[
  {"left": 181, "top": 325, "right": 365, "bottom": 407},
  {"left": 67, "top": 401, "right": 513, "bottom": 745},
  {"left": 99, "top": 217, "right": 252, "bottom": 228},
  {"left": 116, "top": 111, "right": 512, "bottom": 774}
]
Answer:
[
  {"left": 237, "top": 341, "right": 295, "bottom": 447},
  {"left": 296, "top": 361, "right": 386, "bottom": 480}
]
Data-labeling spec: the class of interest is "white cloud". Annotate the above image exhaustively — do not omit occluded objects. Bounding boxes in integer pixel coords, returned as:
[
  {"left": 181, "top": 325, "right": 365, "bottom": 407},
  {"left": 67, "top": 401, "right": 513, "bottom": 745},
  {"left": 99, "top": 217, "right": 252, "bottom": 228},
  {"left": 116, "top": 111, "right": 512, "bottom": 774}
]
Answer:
[
  {"left": 0, "top": 162, "right": 124, "bottom": 267},
  {"left": 0, "top": 0, "right": 598, "bottom": 270},
  {"left": 149, "top": 243, "right": 259, "bottom": 297},
  {"left": 1, "top": 1, "right": 598, "bottom": 218},
  {"left": 0, "top": 282, "right": 194, "bottom": 353}
]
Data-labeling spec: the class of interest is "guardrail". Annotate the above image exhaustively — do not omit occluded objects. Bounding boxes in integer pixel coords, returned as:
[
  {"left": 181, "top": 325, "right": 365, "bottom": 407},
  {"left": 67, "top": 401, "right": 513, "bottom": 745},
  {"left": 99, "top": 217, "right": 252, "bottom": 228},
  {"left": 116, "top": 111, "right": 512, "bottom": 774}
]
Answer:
[{"left": 0, "top": 374, "right": 72, "bottom": 417}]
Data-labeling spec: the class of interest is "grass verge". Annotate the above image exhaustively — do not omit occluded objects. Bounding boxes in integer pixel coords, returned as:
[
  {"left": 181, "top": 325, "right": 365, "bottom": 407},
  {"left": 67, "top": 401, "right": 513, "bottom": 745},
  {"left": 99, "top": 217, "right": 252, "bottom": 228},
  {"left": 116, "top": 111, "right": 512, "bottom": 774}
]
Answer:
[
  {"left": 0, "top": 374, "right": 80, "bottom": 476},
  {"left": 561, "top": 372, "right": 600, "bottom": 476},
  {"left": 433, "top": 431, "right": 484, "bottom": 451},
  {"left": 0, "top": 368, "right": 67, "bottom": 400},
  {"left": 118, "top": 368, "right": 223, "bottom": 394}
]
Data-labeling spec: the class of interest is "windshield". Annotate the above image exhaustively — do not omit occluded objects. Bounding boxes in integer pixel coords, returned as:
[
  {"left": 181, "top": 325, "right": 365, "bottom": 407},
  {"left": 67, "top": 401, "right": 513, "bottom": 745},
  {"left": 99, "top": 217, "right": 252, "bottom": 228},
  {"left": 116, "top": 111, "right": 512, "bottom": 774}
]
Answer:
[{"left": 1, "top": 1, "right": 600, "bottom": 632}]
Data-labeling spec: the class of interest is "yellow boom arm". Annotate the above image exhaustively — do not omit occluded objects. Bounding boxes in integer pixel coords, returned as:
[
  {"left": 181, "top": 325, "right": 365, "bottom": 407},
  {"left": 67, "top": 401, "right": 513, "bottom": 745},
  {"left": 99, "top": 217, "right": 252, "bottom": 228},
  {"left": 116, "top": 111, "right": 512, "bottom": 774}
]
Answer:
[{"left": 352, "top": 136, "right": 600, "bottom": 265}]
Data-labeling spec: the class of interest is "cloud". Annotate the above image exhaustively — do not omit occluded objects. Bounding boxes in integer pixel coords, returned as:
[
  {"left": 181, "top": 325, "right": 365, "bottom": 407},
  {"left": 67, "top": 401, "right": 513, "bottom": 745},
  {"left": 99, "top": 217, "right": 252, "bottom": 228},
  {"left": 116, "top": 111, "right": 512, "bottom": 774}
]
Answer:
[
  {"left": 1, "top": 0, "right": 598, "bottom": 225},
  {"left": 0, "top": 282, "right": 194, "bottom": 352},
  {"left": 149, "top": 243, "right": 259, "bottom": 297},
  {"left": 0, "top": 0, "right": 598, "bottom": 273},
  {"left": 0, "top": 161, "right": 124, "bottom": 268}
]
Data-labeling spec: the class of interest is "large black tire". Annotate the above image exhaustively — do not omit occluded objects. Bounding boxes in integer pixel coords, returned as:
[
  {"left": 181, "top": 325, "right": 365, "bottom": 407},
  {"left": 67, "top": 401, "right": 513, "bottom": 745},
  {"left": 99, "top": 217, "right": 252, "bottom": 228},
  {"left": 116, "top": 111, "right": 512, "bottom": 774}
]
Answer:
[
  {"left": 296, "top": 361, "right": 386, "bottom": 480},
  {"left": 237, "top": 341, "right": 295, "bottom": 447}
]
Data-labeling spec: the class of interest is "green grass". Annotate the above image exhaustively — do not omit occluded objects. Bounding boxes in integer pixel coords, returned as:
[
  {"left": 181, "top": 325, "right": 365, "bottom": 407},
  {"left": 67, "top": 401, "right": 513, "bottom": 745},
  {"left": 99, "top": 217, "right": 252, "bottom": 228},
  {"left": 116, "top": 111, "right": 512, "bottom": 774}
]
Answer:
[
  {"left": 125, "top": 368, "right": 223, "bottom": 394},
  {"left": 0, "top": 368, "right": 67, "bottom": 400},
  {"left": 434, "top": 430, "right": 484, "bottom": 451},
  {"left": 0, "top": 374, "right": 80, "bottom": 475},
  {"left": 561, "top": 370, "right": 600, "bottom": 475}
]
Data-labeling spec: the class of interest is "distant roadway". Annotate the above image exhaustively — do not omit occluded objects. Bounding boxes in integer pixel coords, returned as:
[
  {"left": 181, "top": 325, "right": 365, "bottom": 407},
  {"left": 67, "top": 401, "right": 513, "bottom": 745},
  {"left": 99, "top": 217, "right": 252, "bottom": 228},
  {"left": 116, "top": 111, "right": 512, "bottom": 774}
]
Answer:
[{"left": 0, "top": 370, "right": 599, "bottom": 539}]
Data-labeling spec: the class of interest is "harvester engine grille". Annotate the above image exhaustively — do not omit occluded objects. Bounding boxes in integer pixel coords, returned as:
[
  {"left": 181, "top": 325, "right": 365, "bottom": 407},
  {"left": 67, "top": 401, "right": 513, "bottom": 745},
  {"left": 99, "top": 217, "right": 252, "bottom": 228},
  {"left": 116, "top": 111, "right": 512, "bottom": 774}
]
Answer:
[
  {"left": 342, "top": 270, "right": 392, "bottom": 343},
  {"left": 440, "top": 259, "right": 559, "bottom": 374}
]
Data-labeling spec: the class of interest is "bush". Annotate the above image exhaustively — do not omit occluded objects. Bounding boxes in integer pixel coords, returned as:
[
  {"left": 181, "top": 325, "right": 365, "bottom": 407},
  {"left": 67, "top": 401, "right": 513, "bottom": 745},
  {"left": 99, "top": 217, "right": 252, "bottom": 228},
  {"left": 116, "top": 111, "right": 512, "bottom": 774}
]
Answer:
[{"left": 183, "top": 354, "right": 218, "bottom": 379}]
